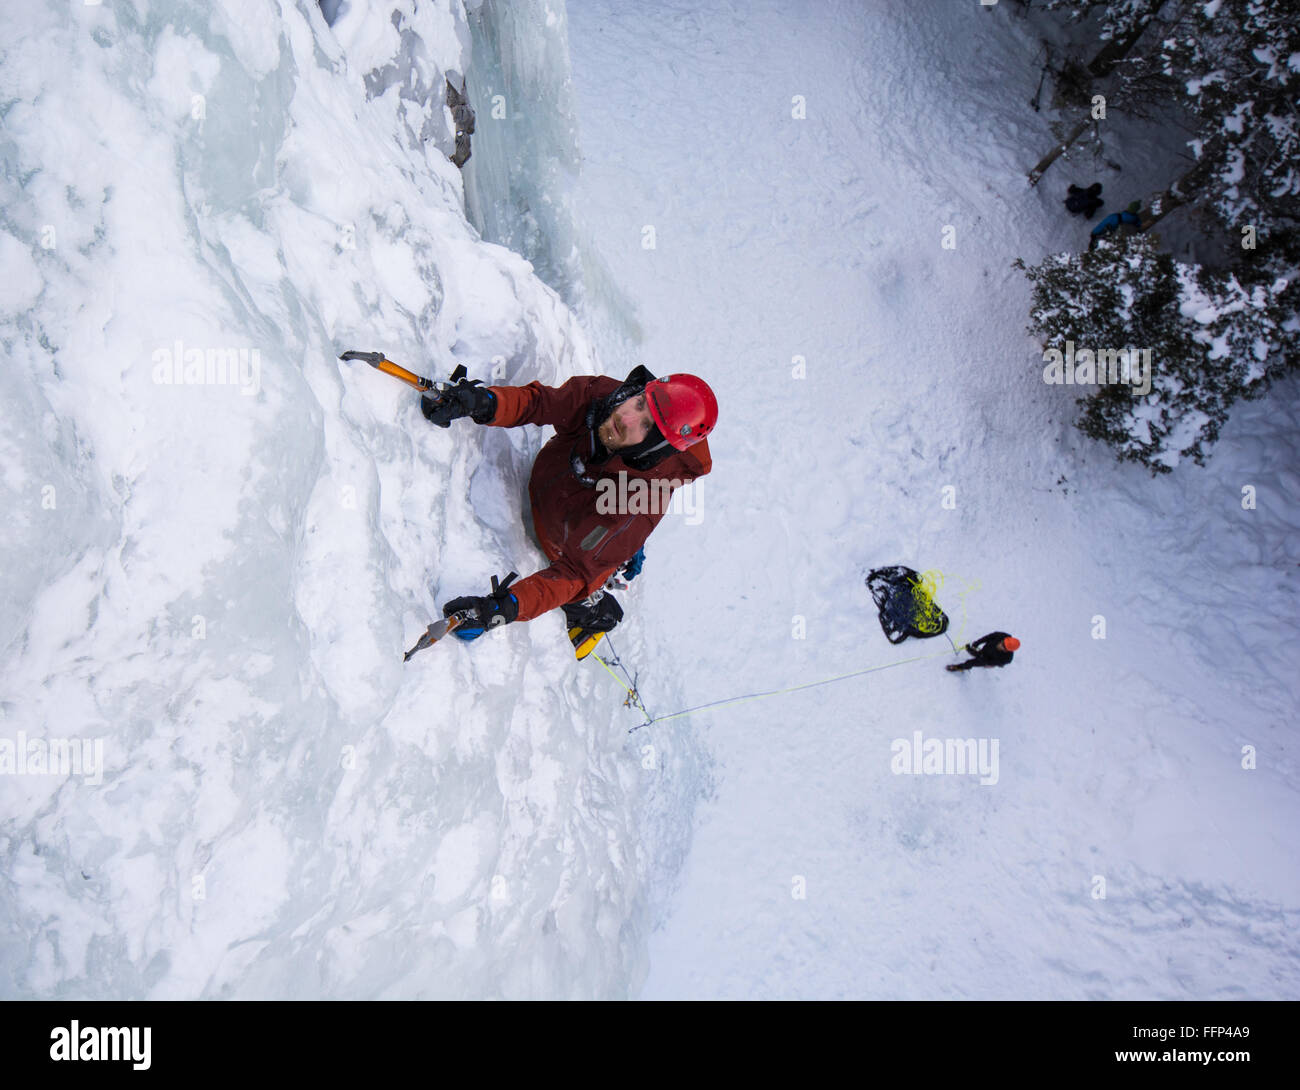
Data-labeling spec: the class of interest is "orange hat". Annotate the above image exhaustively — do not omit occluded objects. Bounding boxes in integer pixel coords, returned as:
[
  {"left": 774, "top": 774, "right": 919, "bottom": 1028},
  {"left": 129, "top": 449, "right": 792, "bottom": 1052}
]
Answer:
[{"left": 1002, "top": 636, "right": 1021, "bottom": 651}]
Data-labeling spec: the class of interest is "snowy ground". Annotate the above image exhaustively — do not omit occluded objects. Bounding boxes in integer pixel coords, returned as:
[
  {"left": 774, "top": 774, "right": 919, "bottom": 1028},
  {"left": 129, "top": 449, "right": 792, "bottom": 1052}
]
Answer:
[
  {"left": 563, "top": 0, "right": 1300, "bottom": 998},
  {"left": 1, "top": 0, "right": 1296, "bottom": 1000}
]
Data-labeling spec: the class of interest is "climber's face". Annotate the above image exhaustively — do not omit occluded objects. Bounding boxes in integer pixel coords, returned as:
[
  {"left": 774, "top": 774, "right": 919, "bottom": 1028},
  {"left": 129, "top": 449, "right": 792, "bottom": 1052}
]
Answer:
[{"left": 597, "top": 393, "right": 655, "bottom": 451}]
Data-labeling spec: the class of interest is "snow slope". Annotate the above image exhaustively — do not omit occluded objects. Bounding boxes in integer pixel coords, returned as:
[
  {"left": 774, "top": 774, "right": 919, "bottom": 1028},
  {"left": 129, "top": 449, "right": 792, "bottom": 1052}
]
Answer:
[
  {"left": 563, "top": 0, "right": 1300, "bottom": 998},
  {"left": 0, "top": 0, "right": 706, "bottom": 999}
]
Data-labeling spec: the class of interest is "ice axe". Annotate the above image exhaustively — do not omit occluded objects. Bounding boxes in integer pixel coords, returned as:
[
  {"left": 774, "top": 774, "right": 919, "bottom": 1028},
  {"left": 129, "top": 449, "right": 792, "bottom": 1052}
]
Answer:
[
  {"left": 403, "top": 612, "right": 470, "bottom": 661},
  {"left": 341, "top": 347, "right": 479, "bottom": 660},
  {"left": 404, "top": 571, "right": 517, "bottom": 662},
  {"left": 339, "top": 349, "right": 468, "bottom": 399}
]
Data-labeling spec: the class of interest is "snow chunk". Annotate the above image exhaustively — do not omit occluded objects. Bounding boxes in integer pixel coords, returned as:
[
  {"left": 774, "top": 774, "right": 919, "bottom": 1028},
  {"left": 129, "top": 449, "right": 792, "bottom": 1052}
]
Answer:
[
  {"left": 147, "top": 27, "right": 221, "bottom": 121},
  {"left": 432, "top": 815, "right": 495, "bottom": 904},
  {"left": 0, "top": 231, "right": 43, "bottom": 310}
]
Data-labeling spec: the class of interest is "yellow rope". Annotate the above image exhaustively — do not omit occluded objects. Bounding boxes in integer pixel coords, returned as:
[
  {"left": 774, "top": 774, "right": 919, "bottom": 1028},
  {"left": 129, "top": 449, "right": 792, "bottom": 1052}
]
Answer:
[
  {"left": 594, "top": 642, "right": 967, "bottom": 732},
  {"left": 590, "top": 651, "right": 652, "bottom": 719}
]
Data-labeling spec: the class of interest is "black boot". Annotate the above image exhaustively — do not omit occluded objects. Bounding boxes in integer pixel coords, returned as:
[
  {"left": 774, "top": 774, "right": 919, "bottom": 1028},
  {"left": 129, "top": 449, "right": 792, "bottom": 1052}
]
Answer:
[{"left": 562, "top": 592, "right": 624, "bottom": 660}]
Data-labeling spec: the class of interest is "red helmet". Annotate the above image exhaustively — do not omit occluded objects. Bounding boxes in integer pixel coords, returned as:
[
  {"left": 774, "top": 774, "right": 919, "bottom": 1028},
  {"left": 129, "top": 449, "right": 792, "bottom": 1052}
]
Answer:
[{"left": 646, "top": 374, "right": 717, "bottom": 450}]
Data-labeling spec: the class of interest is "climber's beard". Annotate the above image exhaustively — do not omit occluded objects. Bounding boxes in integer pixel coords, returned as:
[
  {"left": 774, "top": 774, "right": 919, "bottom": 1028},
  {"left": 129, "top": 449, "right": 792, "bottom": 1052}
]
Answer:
[{"left": 597, "top": 415, "right": 626, "bottom": 450}]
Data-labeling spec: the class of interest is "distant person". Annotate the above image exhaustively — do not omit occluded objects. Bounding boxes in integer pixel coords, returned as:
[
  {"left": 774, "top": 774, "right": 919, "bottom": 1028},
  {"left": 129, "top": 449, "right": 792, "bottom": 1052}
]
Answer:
[
  {"left": 1065, "top": 182, "right": 1103, "bottom": 218},
  {"left": 946, "top": 632, "right": 1019, "bottom": 672},
  {"left": 1088, "top": 201, "right": 1145, "bottom": 250}
]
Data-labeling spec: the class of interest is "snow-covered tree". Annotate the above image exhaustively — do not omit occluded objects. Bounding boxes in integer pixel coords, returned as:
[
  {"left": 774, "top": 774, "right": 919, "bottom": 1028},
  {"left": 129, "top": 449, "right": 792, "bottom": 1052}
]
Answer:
[
  {"left": 1016, "top": 233, "right": 1298, "bottom": 473},
  {"left": 1039, "top": 0, "right": 1166, "bottom": 78},
  {"left": 1026, "top": 1, "right": 1175, "bottom": 182},
  {"left": 1033, "top": 0, "right": 1299, "bottom": 247},
  {"left": 1119, "top": 0, "right": 1299, "bottom": 245}
]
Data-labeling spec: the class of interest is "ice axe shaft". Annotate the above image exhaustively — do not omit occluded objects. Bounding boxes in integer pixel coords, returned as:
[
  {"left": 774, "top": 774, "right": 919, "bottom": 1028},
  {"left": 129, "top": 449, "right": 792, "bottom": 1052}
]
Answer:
[
  {"left": 340, "top": 350, "right": 470, "bottom": 396},
  {"left": 339, "top": 349, "right": 436, "bottom": 392},
  {"left": 339, "top": 349, "right": 468, "bottom": 400}
]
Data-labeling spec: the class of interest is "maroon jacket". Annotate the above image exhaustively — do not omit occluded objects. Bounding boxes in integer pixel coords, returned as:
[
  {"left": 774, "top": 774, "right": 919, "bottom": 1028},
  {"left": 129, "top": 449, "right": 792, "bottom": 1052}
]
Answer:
[{"left": 486, "top": 375, "right": 712, "bottom": 622}]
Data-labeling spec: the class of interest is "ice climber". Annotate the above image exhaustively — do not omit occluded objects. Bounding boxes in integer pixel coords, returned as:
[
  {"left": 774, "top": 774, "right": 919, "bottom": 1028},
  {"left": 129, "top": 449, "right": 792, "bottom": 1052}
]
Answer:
[{"left": 424, "top": 366, "right": 716, "bottom": 651}]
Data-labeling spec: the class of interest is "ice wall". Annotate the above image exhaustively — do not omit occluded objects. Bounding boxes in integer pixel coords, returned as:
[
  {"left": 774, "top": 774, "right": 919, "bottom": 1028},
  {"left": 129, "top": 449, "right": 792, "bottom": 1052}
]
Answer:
[{"left": 0, "top": 0, "right": 702, "bottom": 999}]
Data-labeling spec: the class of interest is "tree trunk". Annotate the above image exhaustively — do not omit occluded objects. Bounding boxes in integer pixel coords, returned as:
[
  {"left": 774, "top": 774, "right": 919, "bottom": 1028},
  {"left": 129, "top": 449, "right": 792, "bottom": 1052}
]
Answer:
[
  {"left": 1143, "top": 186, "right": 1190, "bottom": 231},
  {"left": 1085, "top": 19, "right": 1152, "bottom": 80},
  {"left": 1142, "top": 136, "right": 1228, "bottom": 230},
  {"left": 1028, "top": 119, "right": 1092, "bottom": 186}
]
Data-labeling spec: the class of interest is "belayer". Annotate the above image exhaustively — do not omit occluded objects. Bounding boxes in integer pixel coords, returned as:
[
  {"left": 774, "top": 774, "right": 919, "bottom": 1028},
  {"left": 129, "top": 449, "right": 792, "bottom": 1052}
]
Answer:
[
  {"left": 1064, "top": 182, "right": 1103, "bottom": 219},
  {"left": 946, "top": 632, "right": 1020, "bottom": 672},
  {"left": 425, "top": 366, "right": 716, "bottom": 647}
]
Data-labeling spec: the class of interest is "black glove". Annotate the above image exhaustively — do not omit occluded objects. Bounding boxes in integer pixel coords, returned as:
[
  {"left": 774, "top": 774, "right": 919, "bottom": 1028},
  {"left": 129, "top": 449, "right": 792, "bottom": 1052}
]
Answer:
[
  {"left": 443, "top": 572, "right": 519, "bottom": 632},
  {"left": 421, "top": 378, "right": 496, "bottom": 427}
]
